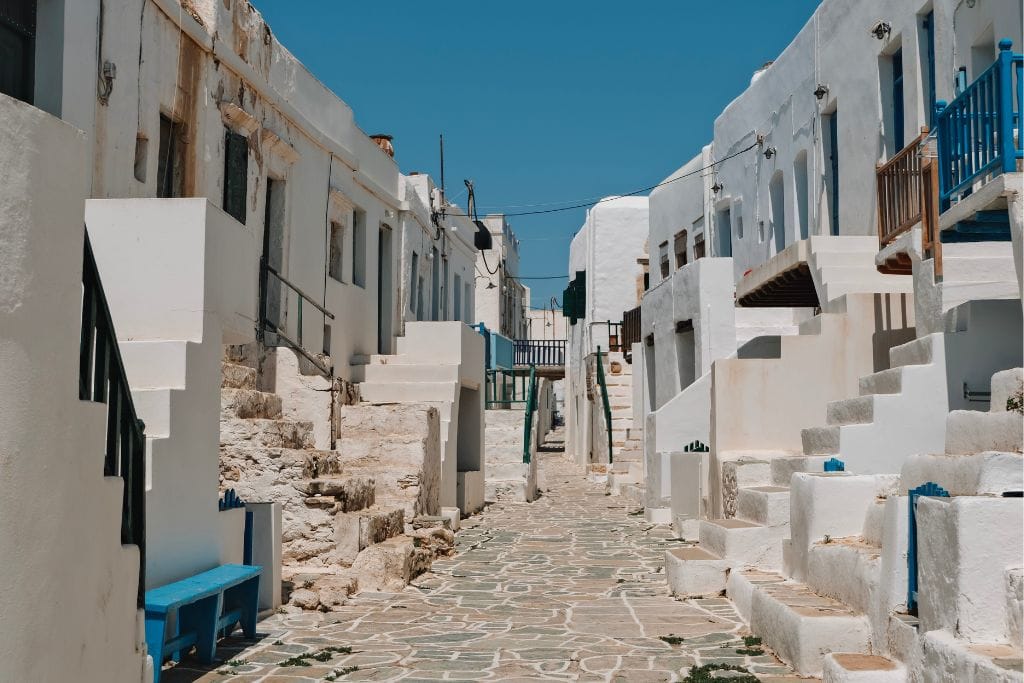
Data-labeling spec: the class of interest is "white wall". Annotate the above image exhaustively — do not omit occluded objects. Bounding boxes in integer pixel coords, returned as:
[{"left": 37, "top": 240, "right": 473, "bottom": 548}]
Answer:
[
  {"left": 475, "top": 214, "right": 527, "bottom": 338},
  {"left": 0, "top": 94, "right": 147, "bottom": 683}
]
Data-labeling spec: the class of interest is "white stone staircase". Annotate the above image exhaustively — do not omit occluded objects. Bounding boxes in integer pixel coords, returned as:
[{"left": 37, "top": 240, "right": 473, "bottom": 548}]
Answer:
[
  {"left": 484, "top": 408, "right": 538, "bottom": 502},
  {"left": 219, "top": 355, "right": 448, "bottom": 607},
  {"left": 353, "top": 323, "right": 484, "bottom": 517},
  {"left": 808, "top": 236, "right": 914, "bottom": 305}
]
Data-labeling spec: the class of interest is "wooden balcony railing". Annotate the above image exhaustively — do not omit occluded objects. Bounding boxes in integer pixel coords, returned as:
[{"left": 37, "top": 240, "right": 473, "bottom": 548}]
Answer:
[
  {"left": 622, "top": 305, "right": 641, "bottom": 350},
  {"left": 876, "top": 127, "right": 930, "bottom": 246}
]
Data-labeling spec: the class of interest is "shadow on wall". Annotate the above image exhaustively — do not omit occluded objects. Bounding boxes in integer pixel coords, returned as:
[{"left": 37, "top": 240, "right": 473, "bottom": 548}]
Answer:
[{"left": 870, "top": 293, "right": 917, "bottom": 372}]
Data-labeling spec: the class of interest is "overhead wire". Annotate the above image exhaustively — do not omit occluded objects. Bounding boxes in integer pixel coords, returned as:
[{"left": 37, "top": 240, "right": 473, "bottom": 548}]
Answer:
[{"left": 473, "top": 141, "right": 759, "bottom": 218}]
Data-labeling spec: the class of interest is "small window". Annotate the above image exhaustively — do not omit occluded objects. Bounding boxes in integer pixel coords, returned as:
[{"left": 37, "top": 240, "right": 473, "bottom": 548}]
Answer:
[
  {"left": 464, "top": 282, "right": 471, "bottom": 321},
  {"left": 408, "top": 251, "right": 419, "bottom": 313},
  {"left": 694, "top": 232, "right": 706, "bottom": 260},
  {"left": 416, "top": 275, "right": 425, "bottom": 320},
  {"left": 659, "top": 241, "right": 670, "bottom": 279},
  {"left": 134, "top": 135, "right": 148, "bottom": 183},
  {"left": 328, "top": 221, "right": 345, "bottom": 282},
  {"left": 674, "top": 230, "right": 688, "bottom": 269},
  {"left": 351, "top": 208, "right": 366, "bottom": 288},
  {"left": 453, "top": 273, "right": 462, "bottom": 322},
  {"left": 158, "top": 115, "right": 185, "bottom": 198},
  {"left": 223, "top": 128, "right": 248, "bottom": 224}
]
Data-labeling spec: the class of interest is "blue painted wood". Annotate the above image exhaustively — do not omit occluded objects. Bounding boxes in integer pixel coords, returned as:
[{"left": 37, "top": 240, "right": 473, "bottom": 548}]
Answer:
[
  {"left": 683, "top": 440, "right": 709, "bottom": 453},
  {"left": 219, "top": 488, "right": 246, "bottom": 511},
  {"left": 145, "top": 564, "right": 262, "bottom": 683},
  {"left": 936, "top": 40, "right": 1022, "bottom": 209},
  {"left": 824, "top": 458, "right": 845, "bottom": 472},
  {"left": 924, "top": 12, "right": 936, "bottom": 126},
  {"left": 893, "top": 48, "right": 905, "bottom": 151},
  {"left": 243, "top": 510, "right": 254, "bottom": 566},
  {"left": 907, "top": 482, "right": 950, "bottom": 614}
]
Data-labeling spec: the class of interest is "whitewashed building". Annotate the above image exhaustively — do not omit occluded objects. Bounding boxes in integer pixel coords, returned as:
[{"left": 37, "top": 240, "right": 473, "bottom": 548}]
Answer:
[
  {"left": 0, "top": 0, "right": 488, "bottom": 677},
  {"left": 613, "top": 0, "right": 1024, "bottom": 679},
  {"left": 475, "top": 214, "right": 529, "bottom": 340}
]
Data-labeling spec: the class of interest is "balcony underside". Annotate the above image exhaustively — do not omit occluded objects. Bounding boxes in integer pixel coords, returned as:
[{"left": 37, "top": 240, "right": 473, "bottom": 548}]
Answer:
[{"left": 737, "top": 263, "right": 819, "bottom": 307}]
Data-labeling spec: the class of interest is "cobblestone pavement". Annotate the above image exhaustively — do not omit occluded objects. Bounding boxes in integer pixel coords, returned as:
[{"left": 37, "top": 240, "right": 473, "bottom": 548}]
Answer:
[{"left": 167, "top": 445, "right": 801, "bottom": 682}]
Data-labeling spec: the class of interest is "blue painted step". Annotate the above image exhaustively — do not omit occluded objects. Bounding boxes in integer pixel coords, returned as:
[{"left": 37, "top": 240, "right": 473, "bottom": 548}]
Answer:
[{"left": 942, "top": 209, "right": 1010, "bottom": 243}]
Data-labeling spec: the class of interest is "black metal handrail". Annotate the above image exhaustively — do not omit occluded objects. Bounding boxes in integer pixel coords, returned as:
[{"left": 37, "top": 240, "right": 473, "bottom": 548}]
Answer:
[
  {"left": 514, "top": 339, "right": 566, "bottom": 367},
  {"left": 80, "top": 229, "right": 146, "bottom": 607},
  {"left": 260, "top": 260, "right": 334, "bottom": 377}
]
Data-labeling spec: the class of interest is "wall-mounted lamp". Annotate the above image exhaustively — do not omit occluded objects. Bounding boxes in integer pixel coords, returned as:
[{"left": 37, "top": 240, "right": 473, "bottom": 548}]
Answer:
[
  {"left": 486, "top": 281, "right": 496, "bottom": 289},
  {"left": 712, "top": 182, "right": 723, "bottom": 194},
  {"left": 870, "top": 21, "right": 891, "bottom": 40},
  {"left": 763, "top": 147, "right": 777, "bottom": 159},
  {"left": 814, "top": 84, "right": 830, "bottom": 100}
]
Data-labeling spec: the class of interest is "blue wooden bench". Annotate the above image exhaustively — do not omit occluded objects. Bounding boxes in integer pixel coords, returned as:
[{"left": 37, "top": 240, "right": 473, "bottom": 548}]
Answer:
[{"left": 145, "top": 564, "right": 261, "bottom": 682}]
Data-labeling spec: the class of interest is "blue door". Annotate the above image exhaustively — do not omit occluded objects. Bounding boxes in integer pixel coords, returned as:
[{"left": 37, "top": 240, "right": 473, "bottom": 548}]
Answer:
[
  {"left": 923, "top": 12, "right": 936, "bottom": 126},
  {"left": 828, "top": 113, "right": 840, "bottom": 235},
  {"left": 893, "top": 48, "right": 905, "bottom": 151}
]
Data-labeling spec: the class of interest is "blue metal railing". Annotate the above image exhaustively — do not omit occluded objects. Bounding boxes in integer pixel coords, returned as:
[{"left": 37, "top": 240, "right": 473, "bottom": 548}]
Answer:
[
  {"left": 935, "top": 39, "right": 1022, "bottom": 210},
  {"left": 473, "top": 323, "right": 513, "bottom": 370},
  {"left": 907, "top": 482, "right": 950, "bottom": 614}
]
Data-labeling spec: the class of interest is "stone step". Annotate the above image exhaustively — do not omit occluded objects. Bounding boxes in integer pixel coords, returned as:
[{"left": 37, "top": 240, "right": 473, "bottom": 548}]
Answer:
[
  {"left": 699, "top": 518, "right": 786, "bottom": 570},
  {"left": 823, "top": 653, "right": 906, "bottom": 682},
  {"left": 488, "top": 461, "right": 530, "bottom": 480},
  {"left": 221, "top": 388, "right": 283, "bottom": 420},
  {"left": 801, "top": 426, "right": 840, "bottom": 456},
  {"left": 620, "top": 483, "right": 645, "bottom": 507},
  {"left": 918, "top": 630, "right": 1022, "bottom": 683},
  {"left": 945, "top": 410, "right": 1023, "bottom": 454},
  {"left": 812, "top": 250, "right": 876, "bottom": 267},
  {"left": 826, "top": 395, "right": 874, "bottom": 426},
  {"left": 358, "top": 362, "right": 460, "bottom": 384},
  {"left": 607, "top": 463, "right": 642, "bottom": 495},
  {"left": 359, "top": 381, "right": 457, "bottom": 405},
  {"left": 805, "top": 537, "right": 882, "bottom": 617},
  {"left": 295, "top": 475, "right": 376, "bottom": 513},
  {"left": 858, "top": 367, "right": 903, "bottom": 396},
  {"left": 901, "top": 451, "right": 1023, "bottom": 495},
  {"left": 221, "top": 417, "right": 315, "bottom": 450},
  {"left": 487, "top": 444, "right": 526, "bottom": 464},
  {"left": 736, "top": 486, "right": 791, "bottom": 526},
  {"left": 221, "top": 362, "right": 257, "bottom": 390},
  {"left": 728, "top": 569, "right": 871, "bottom": 677},
  {"left": 889, "top": 335, "right": 934, "bottom": 368},
  {"left": 334, "top": 506, "right": 405, "bottom": 565},
  {"left": 349, "top": 534, "right": 432, "bottom": 593},
  {"left": 772, "top": 455, "right": 831, "bottom": 485},
  {"left": 665, "top": 546, "right": 731, "bottom": 597}
]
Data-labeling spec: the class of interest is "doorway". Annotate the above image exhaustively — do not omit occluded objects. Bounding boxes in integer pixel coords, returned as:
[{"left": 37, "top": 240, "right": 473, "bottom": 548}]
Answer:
[
  {"left": 377, "top": 225, "right": 393, "bottom": 354},
  {"left": 262, "top": 177, "right": 286, "bottom": 334}
]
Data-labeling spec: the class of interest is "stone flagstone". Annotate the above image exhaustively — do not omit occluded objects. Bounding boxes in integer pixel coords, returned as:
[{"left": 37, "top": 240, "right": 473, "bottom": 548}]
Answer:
[{"left": 163, "top": 432, "right": 798, "bottom": 682}]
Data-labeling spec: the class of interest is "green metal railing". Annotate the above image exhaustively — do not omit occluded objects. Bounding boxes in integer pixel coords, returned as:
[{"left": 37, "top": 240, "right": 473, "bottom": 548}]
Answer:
[
  {"left": 522, "top": 365, "right": 538, "bottom": 464},
  {"left": 595, "top": 346, "right": 613, "bottom": 464},
  {"left": 485, "top": 367, "right": 534, "bottom": 408}
]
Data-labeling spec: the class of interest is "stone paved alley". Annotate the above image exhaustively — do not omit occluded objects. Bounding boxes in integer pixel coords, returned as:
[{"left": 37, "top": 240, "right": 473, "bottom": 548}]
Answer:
[{"left": 171, "top": 434, "right": 800, "bottom": 682}]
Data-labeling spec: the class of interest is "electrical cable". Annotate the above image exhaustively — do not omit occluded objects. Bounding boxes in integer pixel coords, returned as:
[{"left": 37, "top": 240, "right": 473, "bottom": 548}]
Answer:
[{"left": 475, "top": 142, "right": 759, "bottom": 217}]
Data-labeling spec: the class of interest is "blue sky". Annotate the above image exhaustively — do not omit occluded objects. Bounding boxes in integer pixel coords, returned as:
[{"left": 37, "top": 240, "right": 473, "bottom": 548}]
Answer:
[{"left": 252, "top": 1, "right": 821, "bottom": 309}]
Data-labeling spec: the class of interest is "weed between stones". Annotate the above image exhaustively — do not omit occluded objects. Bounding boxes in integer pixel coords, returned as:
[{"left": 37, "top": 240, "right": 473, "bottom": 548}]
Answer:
[
  {"left": 659, "top": 634, "right": 685, "bottom": 645},
  {"left": 324, "top": 665, "right": 359, "bottom": 680},
  {"left": 742, "top": 635, "right": 762, "bottom": 646},
  {"left": 735, "top": 647, "right": 765, "bottom": 655},
  {"left": 278, "top": 646, "right": 353, "bottom": 667},
  {"left": 683, "top": 663, "right": 758, "bottom": 682}
]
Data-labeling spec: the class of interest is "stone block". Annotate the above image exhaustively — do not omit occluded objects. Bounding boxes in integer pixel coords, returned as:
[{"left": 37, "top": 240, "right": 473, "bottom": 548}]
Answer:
[
  {"left": 822, "top": 653, "right": 906, "bottom": 682},
  {"left": 665, "top": 547, "right": 730, "bottom": 597}
]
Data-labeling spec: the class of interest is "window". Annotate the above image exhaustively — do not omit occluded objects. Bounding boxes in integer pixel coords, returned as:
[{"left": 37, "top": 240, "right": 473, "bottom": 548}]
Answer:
[
  {"left": 415, "top": 275, "right": 425, "bottom": 320},
  {"left": 351, "top": 208, "right": 366, "bottom": 288},
  {"left": 892, "top": 48, "right": 905, "bottom": 151},
  {"left": 328, "top": 221, "right": 345, "bottom": 282},
  {"left": 769, "top": 170, "right": 786, "bottom": 253},
  {"left": 674, "top": 231, "right": 688, "bottom": 269},
  {"left": 408, "top": 251, "right": 419, "bottom": 314},
  {"left": 694, "top": 232, "right": 706, "bottom": 260},
  {"left": 659, "top": 241, "right": 670, "bottom": 279},
  {"left": 223, "top": 128, "right": 248, "bottom": 224},
  {"left": 0, "top": 0, "right": 36, "bottom": 104},
  {"left": 715, "top": 206, "right": 732, "bottom": 257},
  {"left": 453, "top": 273, "right": 462, "bottom": 322},
  {"left": 430, "top": 247, "right": 440, "bottom": 321},
  {"left": 441, "top": 256, "right": 449, "bottom": 320},
  {"left": 464, "top": 282, "right": 471, "bottom": 322},
  {"left": 824, "top": 111, "right": 840, "bottom": 235},
  {"left": 920, "top": 11, "right": 936, "bottom": 126},
  {"left": 793, "top": 151, "right": 809, "bottom": 239},
  {"left": 158, "top": 115, "right": 185, "bottom": 198}
]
